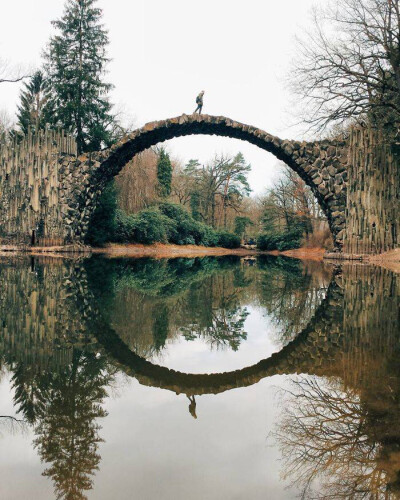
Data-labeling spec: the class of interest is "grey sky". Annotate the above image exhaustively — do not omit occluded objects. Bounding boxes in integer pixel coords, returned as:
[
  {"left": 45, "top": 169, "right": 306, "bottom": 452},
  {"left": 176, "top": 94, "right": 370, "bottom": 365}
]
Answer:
[{"left": 1, "top": 0, "right": 323, "bottom": 195}]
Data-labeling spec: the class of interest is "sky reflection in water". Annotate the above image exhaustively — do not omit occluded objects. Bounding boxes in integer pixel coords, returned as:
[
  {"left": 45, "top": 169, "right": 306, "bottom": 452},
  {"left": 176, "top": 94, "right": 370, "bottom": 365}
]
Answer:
[{"left": 0, "top": 255, "right": 398, "bottom": 499}]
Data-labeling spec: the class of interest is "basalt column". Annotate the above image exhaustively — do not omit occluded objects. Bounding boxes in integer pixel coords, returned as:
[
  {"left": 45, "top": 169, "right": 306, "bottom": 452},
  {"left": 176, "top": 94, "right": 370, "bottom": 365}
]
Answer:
[{"left": 344, "top": 127, "right": 400, "bottom": 255}]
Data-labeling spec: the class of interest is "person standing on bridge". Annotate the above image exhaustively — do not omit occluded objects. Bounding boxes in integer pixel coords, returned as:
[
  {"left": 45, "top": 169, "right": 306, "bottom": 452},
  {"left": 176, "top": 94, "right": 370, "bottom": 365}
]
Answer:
[{"left": 193, "top": 91, "right": 205, "bottom": 114}]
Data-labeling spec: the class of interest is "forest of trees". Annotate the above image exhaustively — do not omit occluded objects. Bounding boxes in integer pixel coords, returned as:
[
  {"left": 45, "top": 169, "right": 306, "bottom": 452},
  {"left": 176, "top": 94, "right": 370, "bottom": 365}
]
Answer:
[{"left": 87, "top": 145, "right": 331, "bottom": 250}]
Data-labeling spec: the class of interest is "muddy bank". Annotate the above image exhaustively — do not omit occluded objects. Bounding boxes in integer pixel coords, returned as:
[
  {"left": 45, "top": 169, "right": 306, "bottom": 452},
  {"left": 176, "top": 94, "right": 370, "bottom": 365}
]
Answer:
[
  {"left": 367, "top": 249, "right": 400, "bottom": 274},
  {"left": 1, "top": 243, "right": 398, "bottom": 271},
  {"left": 91, "top": 243, "right": 259, "bottom": 259}
]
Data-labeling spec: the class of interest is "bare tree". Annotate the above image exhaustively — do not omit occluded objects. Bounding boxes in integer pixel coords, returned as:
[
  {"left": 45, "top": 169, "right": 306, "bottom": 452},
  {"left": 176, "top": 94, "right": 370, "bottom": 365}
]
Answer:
[
  {"left": 171, "top": 164, "right": 195, "bottom": 206},
  {"left": 260, "top": 165, "right": 326, "bottom": 235},
  {"left": 186, "top": 153, "right": 251, "bottom": 228},
  {"left": 115, "top": 148, "right": 158, "bottom": 213},
  {"left": 292, "top": 0, "right": 400, "bottom": 132},
  {"left": 0, "top": 58, "right": 31, "bottom": 84},
  {"left": 0, "top": 108, "right": 15, "bottom": 147},
  {"left": 272, "top": 376, "right": 400, "bottom": 499},
  {"left": 0, "top": 415, "right": 28, "bottom": 435}
]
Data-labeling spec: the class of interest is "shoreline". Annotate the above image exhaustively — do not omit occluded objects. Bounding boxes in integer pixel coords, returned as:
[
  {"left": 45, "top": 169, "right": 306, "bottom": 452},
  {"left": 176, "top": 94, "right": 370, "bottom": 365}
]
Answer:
[{"left": 0, "top": 243, "right": 399, "bottom": 271}]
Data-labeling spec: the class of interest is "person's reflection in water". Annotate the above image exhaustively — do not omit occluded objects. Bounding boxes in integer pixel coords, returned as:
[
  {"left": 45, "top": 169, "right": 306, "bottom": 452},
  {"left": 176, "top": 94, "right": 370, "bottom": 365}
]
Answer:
[{"left": 187, "top": 395, "right": 197, "bottom": 419}]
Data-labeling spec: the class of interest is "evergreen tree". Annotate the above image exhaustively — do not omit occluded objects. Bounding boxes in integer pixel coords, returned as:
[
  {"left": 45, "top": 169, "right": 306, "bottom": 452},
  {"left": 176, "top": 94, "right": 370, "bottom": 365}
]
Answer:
[
  {"left": 234, "top": 216, "right": 253, "bottom": 241},
  {"left": 190, "top": 190, "right": 201, "bottom": 221},
  {"left": 152, "top": 304, "right": 170, "bottom": 352},
  {"left": 85, "top": 181, "right": 118, "bottom": 246},
  {"left": 16, "top": 71, "right": 53, "bottom": 135},
  {"left": 156, "top": 148, "right": 172, "bottom": 198},
  {"left": 33, "top": 350, "right": 112, "bottom": 500},
  {"left": 44, "top": 0, "right": 115, "bottom": 153}
]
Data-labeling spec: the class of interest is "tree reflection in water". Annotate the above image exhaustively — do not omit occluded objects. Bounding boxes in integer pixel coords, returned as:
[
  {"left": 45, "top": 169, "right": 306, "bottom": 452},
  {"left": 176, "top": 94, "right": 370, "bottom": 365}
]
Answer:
[
  {"left": 257, "top": 258, "right": 330, "bottom": 346},
  {"left": 11, "top": 350, "right": 115, "bottom": 500},
  {"left": 0, "top": 255, "right": 332, "bottom": 499},
  {"left": 274, "top": 377, "right": 382, "bottom": 499},
  {"left": 84, "top": 256, "right": 330, "bottom": 357},
  {"left": 1, "top": 256, "right": 397, "bottom": 499},
  {"left": 271, "top": 265, "right": 400, "bottom": 499}
]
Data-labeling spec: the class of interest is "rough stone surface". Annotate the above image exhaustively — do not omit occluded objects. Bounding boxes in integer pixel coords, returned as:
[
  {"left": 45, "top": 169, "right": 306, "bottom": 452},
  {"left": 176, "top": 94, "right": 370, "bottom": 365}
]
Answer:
[
  {"left": 74, "top": 114, "right": 349, "bottom": 250},
  {"left": 1, "top": 114, "right": 397, "bottom": 254}
]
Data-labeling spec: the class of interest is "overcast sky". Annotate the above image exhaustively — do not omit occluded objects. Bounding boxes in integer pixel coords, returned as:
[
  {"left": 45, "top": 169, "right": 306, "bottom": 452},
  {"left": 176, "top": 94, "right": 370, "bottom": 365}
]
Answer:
[{"left": 0, "top": 0, "right": 324, "bottom": 195}]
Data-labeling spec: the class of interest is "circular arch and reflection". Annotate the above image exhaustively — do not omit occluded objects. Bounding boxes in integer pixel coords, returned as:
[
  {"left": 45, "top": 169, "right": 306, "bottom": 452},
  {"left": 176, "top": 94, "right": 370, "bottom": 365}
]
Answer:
[{"left": 88, "top": 274, "right": 344, "bottom": 396}]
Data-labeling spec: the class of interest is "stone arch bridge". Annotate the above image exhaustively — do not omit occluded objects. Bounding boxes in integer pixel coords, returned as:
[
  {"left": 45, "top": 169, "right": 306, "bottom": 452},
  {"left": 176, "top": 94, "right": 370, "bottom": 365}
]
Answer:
[
  {"left": 63, "top": 114, "right": 348, "bottom": 250},
  {"left": 0, "top": 114, "right": 398, "bottom": 254}
]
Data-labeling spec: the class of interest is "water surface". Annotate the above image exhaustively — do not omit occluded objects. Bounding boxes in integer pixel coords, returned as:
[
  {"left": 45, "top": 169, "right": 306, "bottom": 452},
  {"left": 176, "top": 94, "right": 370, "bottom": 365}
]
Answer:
[{"left": 0, "top": 255, "right": 398, "bottom": 499}]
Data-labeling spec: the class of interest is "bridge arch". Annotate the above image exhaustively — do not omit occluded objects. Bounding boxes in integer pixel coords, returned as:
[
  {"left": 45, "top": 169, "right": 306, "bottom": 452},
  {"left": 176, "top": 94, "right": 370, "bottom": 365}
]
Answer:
[
  {"left": 83, "top": 273, "right": 345, "bottom": 396},
  {"left": 65, "top": 115, "right": 348, "bottom": 249}
]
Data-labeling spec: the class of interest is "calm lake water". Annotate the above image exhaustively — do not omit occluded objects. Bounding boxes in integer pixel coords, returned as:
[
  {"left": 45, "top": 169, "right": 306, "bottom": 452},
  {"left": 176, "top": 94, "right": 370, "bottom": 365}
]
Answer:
[{"left": 0, "top": 255, "right": 399, "bottom": 499}]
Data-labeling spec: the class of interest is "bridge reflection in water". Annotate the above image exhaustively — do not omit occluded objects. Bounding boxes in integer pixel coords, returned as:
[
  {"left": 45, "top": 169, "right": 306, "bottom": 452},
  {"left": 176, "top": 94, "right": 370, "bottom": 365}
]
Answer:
[{"left": 0, "top": 255, "right": 398, "bottom": 499}]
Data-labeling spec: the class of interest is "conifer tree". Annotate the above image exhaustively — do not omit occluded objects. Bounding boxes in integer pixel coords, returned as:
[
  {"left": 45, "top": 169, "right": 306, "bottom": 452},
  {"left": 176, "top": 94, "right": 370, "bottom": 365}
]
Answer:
[
  {"left": 44, "top": 0, "right": 115, "bottom": 153},
  {"left": 156, "top": 148, "right": 172, "bottom": 198},
  {"left": 17, "top": 70, "right": 53, "bottom": 135},
  {"left": 33, "top": 350, "right": 111, "bottom": 499}
]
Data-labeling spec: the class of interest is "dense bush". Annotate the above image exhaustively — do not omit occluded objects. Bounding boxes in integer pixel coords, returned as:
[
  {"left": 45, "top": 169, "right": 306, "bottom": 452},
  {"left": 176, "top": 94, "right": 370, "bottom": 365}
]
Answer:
[
  {"left": 217, "top": 230, "right": 241, "bottom": 249},
  {"left": 133, "top": 208, "right": 176, "bottom": 244},
  {"left": 113, "top": 208, "right": 175, "bottom": 244},
  {"left": 110, "top": 202, "right": 240, "bottom": 249},
  {"left": 256, "top": 233, "right": 276, "bottom": 251},
  {"left": 257, "top": 228, "right": 303, "bottom": 251},
  {"left": 158, "top": 203, "right": 199, "bottom": 244},
  {"left": 113, "top": 210, "right": 136, "bottom": 243},
  {"left": 197, "top": 224, "right": 220, "bottom": 247}
]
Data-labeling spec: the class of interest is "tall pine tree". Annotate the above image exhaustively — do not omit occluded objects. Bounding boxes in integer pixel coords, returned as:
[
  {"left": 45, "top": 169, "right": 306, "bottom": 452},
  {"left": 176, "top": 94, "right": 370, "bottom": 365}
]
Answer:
[
  {"left": 44, "top": 0, "right": 115, "bottom": 153},
  {"left": 17, "top": 70, "right": 53, "bottom": 135},
  {"left": 157, "top": 148, "right": 172, "bottom": 198}
]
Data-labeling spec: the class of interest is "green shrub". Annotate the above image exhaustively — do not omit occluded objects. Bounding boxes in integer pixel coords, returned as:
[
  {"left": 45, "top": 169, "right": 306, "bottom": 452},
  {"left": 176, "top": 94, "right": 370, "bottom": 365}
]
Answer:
[
  {"left": 276, "top": 229, "right": 303, "bottom": 250},
  {"left": 158, "top": 203, "right": 199, "bottom": 244},
  {"left": 257, "top": 228, "right": 303, "bottom": 251},
  {"left": 158, "top": 202, "right": 188, "bottom": 221},
  {"left": 158, "top": 202, "right": 221, "bottom": 246},
  {"left": 113, "top": 210, "right": 137, "bottom": 243},
  {"left": 196, "top": 223, "right": 219, "bottom": 247},
  {"left": 133, "top": 208, "right": 176, "bottom": 244},
  {"left": 257, "top": 233, "right": 279, "bottom": 251},
  {"left": 110, "top": 201, "right": 241, "bottom": 248},
  {"left": 217, "top": 231, "right": 241, "bottom": 249}
]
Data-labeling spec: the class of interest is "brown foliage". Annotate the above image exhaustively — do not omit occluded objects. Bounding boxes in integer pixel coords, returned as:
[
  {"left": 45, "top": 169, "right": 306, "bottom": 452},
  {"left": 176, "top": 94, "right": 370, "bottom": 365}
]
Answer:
[
  {"left": 302, "top": 226, "right": 333, "bottom": 250},
  {"left": 115, "top": 148, "right": 158, "bottom": 213}
]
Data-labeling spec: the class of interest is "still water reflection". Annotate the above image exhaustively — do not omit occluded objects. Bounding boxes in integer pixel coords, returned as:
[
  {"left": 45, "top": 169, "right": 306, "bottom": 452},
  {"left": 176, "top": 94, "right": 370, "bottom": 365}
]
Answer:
[{"left": 0, "top": 255, "right": 398, "bottom": 499}]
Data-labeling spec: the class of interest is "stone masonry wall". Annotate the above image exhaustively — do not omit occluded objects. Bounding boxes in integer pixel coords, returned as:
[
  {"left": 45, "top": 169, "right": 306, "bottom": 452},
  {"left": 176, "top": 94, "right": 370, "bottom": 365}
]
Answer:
[{"left": 0, "top": 257, "right": 93, "bottom": 370}]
